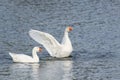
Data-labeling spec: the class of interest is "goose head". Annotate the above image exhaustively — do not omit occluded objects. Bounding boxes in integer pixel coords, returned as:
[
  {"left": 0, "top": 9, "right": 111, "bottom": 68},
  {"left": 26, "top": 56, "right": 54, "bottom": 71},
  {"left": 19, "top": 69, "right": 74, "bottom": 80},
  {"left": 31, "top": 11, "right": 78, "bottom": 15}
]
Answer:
[
  {"left": 33, "top": 47, "right": 42, "bottom": 52},
  {"left": 66, "top": 26, "right": 73, "bottom": 32}
]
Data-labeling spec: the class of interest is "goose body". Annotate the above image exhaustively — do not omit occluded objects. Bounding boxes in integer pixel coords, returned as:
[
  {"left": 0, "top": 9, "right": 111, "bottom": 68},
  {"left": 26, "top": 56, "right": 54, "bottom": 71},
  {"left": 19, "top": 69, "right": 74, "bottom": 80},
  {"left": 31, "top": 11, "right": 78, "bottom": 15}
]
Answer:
[
  {"left": 9, "top": 47, "right": 42, "bottom": 63},
  {"left": 29, "top": 27, "right": 73, "bottom": 58}
]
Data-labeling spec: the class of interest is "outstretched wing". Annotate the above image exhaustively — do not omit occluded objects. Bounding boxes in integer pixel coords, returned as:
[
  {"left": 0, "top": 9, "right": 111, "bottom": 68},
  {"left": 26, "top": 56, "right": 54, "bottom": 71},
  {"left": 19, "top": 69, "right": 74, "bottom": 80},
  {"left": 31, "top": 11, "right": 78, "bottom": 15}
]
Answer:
[{"left": 29, "top": 29, "right": 61, "bottom": 56}]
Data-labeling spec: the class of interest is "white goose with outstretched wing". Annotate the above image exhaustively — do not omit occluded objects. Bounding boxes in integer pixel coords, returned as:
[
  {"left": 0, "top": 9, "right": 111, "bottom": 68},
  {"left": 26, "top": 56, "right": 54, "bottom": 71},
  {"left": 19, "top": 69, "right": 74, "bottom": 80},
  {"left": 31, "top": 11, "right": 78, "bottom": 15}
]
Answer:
[{"left": 29, "top": 26, "right": 73, "bottom": 58}]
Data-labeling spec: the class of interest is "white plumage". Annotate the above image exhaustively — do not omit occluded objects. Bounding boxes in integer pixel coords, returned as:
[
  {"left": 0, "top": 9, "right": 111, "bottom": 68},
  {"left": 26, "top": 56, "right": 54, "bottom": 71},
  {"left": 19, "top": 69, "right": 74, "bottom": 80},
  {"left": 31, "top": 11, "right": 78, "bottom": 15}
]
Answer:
[
  {"left": 29, "top": 27, "right": 73, "bottom": 58},
  {"left": 9, "top": 47, "right": 42, "bottom": 63}
]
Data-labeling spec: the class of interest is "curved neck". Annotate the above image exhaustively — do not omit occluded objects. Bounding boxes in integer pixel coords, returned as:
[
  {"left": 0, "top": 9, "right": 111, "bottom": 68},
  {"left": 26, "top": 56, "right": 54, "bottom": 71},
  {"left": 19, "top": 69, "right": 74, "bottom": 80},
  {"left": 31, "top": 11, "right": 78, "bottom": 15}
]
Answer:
[
  {"left": 64, "top": 31, "right": 69, "bottom": 39},
  {"left": 32, "top": 49, "right": 39, "bottom": 61},
  {"left": 61, "top": 30, "right": 70, "bottom": 44},
  {"left": 62, "top": 29, "right": 73, "bottom": 51}
]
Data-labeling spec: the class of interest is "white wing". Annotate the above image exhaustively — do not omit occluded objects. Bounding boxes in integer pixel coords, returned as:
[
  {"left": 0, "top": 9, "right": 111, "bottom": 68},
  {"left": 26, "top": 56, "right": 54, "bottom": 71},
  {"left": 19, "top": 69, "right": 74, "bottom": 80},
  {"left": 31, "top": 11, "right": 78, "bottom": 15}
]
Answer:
[
  {"left": 9, "top": 52, "right": 34, "bottom": 62},
  {"left": 29, "top": 29, "right": 62, "bottom": 56}
]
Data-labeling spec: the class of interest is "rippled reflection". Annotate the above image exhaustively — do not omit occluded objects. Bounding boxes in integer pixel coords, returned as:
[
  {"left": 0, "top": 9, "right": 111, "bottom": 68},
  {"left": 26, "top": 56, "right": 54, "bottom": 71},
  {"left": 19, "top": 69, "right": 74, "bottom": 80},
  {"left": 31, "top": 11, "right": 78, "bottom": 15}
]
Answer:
[
  {"left": 38, "top": 60, "right": 73, "bottom": 80},
  {"left": 9, "top": 63, "right": 40, "bottom": 80},
  {"left": 8, "top": 60, "right": 73, "bottom": 80}
]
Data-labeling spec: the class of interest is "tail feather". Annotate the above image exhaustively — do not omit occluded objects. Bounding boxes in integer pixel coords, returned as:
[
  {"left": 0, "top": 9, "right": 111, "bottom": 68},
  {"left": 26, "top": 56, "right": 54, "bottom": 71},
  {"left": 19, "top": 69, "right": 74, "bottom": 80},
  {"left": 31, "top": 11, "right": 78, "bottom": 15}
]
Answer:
[
  {"left": 9, "top": 52, "right": 12, "bottom": 56},
  {"left": 9, "top": 52, "right": 15, "bottom": 58}
]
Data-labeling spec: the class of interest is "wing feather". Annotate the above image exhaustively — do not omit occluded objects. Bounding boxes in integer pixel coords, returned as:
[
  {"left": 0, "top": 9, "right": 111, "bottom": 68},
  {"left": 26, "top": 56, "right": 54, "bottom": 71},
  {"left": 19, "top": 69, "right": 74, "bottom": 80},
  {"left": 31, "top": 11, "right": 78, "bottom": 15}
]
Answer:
[{"left": 29, "top": 29, "right": 61, "bottom": 56}]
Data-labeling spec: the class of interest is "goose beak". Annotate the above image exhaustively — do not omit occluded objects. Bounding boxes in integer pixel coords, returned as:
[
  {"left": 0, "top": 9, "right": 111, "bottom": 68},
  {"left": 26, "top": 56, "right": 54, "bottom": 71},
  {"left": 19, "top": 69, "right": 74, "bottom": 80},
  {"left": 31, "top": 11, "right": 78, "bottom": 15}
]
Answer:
[
  {"left": 68, "top": 26, "right": 73, "bottom": 32},
  {"left": 39, "top": 47, "right": 42, "bottom": 52}
]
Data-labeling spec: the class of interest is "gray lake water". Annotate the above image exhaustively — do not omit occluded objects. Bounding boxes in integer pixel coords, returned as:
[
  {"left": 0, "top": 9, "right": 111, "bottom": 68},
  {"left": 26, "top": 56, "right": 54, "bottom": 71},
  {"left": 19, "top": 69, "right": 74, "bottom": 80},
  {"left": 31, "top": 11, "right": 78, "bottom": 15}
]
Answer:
[{"left": 0, "top": 0, "right": 120, "bottom": 80}]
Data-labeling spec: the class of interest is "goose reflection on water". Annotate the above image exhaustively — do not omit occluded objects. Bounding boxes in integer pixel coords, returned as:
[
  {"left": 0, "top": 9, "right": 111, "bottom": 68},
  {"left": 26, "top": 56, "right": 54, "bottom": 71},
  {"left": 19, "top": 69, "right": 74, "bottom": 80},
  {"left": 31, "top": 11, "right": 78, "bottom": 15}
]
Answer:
[
  {"left": 9, "top": 59, "right": 73, "bottom": 80},
  {"left": 9, "top": 63, "right": 40, "bottom": 80},
  {"left": 38, "top": 59, "right": 73, "bottom": 80}
]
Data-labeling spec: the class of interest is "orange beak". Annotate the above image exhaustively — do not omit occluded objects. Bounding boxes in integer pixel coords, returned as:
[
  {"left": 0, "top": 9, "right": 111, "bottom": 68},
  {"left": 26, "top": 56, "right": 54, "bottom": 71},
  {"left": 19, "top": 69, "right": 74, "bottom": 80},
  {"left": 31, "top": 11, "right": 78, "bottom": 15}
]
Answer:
[
  {"left": 68, "top": 26, "right": 73, "bottom": 31},
  {"left": 39, "top": 47, "right": 42, "bottom": 52}
]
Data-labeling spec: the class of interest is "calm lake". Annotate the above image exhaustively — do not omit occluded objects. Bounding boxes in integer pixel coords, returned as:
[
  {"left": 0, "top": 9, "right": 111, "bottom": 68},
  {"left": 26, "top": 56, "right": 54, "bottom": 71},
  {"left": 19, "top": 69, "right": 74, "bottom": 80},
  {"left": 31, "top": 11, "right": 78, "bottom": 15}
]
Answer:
[{"left": 0, "top": 0, "right": 120, "bottom": 80}]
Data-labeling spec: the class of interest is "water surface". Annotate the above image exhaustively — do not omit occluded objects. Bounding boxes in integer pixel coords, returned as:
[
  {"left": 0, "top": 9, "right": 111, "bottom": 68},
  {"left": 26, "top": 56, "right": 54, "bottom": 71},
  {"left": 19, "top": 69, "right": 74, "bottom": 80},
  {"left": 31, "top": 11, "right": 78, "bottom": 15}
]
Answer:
[{"left": 0, "top": 0, "right": 120, "bottom": 80}]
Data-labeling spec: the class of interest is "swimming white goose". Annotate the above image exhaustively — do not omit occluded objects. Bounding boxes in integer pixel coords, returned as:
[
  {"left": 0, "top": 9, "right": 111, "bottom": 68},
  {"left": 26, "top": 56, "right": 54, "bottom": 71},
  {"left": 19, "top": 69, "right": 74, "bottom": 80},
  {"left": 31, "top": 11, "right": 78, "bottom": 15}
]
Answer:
[
  {"left": 29, "top": 26, "right": 73, "bottom": 58},
  {"left": 9, "top": 47, "right": 42, "bottom": 63}
]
